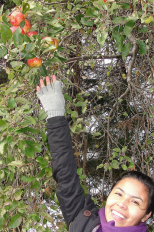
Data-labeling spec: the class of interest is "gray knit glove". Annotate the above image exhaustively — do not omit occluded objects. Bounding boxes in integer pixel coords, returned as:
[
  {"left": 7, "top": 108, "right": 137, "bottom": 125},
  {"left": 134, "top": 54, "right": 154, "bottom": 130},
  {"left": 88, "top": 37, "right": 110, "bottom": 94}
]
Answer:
[{"left": 37, "top": 81, "right": 65, "bottom": 119}]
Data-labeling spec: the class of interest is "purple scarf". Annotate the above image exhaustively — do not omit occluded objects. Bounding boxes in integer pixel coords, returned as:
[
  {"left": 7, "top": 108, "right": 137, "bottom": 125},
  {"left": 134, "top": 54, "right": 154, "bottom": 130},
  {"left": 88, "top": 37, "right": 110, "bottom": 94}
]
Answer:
[{"left": 96, "top": 208, "right": 147, "bottom": 232}]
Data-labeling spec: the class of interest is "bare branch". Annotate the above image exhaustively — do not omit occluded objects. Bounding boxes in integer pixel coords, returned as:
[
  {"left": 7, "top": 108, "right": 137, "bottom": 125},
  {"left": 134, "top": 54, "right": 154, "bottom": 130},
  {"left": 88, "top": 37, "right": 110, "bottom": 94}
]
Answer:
[
  {"left": 107, "top": 33, "right": 138, "bottom": 157},
  {"left": 65, "top": 53, "right": 133, "bottom": 64}
]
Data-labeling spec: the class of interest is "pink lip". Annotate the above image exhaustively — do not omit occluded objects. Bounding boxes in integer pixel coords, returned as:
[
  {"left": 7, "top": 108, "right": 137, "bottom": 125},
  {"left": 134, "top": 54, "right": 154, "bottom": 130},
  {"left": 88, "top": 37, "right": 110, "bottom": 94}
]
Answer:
[{"left": 111, "top": 210, "right": 127, "bottom": 221}]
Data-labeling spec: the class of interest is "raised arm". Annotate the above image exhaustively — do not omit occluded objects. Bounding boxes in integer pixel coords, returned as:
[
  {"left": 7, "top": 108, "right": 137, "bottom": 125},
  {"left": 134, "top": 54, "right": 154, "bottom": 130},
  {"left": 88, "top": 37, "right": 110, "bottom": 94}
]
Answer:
[{"left": 36, "top": 76, "right": 85, "bottom": 227}]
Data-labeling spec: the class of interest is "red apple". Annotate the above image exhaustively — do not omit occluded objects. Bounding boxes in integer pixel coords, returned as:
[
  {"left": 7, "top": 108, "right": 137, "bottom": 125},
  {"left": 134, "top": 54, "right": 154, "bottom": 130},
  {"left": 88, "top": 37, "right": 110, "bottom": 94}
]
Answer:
[
  {"left": 22, "top": 19, "right": 31, "bottom": 33},
  {"left": 42, "top": 37, "right": 59, "bottom": 52},
  {"left": 27, "top": 31, "right": 37, "bottom": 37},
  {"left": 10, "top": 11, "right": 25, "bottom": 26},
  {"left": 10, "top": 26, "right": 25, "bottom": 35},
  {"left": 27, "top": 57, "right": 42, "bottom": 68}
]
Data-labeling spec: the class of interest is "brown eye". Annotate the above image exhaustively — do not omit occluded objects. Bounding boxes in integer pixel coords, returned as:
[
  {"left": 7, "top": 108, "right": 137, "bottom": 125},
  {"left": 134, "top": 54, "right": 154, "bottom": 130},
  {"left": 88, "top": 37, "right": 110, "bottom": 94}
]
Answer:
[
  {"left": 132, "top": 200, "right": 139, "bottom": 205},
  {"left": 116, "top": 192, "right": 122, "bottom": 197}
]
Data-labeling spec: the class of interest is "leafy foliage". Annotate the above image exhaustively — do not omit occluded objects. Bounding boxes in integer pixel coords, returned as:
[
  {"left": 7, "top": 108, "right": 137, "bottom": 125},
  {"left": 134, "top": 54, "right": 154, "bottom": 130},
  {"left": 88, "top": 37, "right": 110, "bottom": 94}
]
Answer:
[{"left": 0, "top": 0, "right": 154, "bottom": 230}]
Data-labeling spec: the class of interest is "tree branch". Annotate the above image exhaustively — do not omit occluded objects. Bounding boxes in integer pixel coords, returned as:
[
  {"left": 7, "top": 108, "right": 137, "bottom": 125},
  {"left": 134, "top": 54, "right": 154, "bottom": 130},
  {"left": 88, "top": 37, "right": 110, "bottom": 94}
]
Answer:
[
  {"left": 107, "top": 33, "right": 138, "bottom": 157},
  {"left": 65, "top": 53, "right": 133, "bottom": 64}
]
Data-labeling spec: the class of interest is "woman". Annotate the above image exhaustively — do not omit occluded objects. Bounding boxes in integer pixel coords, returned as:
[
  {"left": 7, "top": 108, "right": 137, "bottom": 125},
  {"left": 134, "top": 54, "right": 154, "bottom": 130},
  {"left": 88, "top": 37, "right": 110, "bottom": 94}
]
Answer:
[{"left": 37, "top": 75, "right": 154, "bottom": 232}]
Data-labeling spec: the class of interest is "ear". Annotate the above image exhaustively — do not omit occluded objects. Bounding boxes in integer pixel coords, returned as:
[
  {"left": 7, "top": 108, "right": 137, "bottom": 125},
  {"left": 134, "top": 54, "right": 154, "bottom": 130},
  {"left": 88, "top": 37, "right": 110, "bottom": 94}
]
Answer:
[{"left": 141, "top": 211, "right": 152, "bottom": 222}]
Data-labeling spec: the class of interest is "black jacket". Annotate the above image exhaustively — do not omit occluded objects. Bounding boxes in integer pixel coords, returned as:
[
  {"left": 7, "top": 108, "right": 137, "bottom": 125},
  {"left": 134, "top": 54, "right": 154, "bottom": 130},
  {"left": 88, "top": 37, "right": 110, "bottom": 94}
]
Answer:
[
  {"left": 47, "top": 116, "right": 100, "bottom": 231},
  {"left": 47, "top": 116, "right": 149, "bottom": 232}
]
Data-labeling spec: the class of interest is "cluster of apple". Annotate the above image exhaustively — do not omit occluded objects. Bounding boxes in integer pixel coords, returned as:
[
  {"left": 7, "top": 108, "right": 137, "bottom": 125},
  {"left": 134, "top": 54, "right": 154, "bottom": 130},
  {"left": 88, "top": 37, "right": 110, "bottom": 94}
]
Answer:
[{"left": 10, "top": 10, "right": 59, "bottom": 68}]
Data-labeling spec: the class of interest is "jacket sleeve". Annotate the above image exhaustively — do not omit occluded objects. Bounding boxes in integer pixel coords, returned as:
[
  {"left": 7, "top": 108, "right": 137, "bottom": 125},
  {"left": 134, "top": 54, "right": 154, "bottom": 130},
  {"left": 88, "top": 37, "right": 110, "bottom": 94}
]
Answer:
[{"left": 47, "top": 116, "right": 85, "bottom": 227}]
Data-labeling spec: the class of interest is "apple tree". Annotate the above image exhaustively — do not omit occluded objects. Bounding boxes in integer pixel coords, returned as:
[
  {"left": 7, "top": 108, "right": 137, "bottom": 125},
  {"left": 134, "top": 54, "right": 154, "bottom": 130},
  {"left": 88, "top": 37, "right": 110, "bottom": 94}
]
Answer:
[{"left": 0, "top": 0, "right": 154, "bottom": 231}]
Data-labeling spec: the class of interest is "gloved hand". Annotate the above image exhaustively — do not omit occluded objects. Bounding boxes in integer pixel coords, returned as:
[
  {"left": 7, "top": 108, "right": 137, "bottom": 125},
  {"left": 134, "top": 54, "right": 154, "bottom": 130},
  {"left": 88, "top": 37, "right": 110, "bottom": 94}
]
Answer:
[{"left": 36, "top": 75, "right": 65, "bottom": 119}]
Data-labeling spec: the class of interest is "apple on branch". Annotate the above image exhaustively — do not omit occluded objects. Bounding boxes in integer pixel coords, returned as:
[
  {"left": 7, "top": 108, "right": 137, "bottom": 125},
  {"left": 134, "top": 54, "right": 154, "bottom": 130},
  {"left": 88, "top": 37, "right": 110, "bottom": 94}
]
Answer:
[
  {"left": 41, "top": 37, "right": 59, "bottom": 52},
  {"left": 22, "top": 19, "right": 31, "bottom": 33},
  {"left": 10, "top": 26, "right": 25, "bottom": 35},
  {"left": 27, "top": 57, "right": 42, "bottom": 68},
  {"left": 27, "top": 31, "right": 37, "bottom": 37},
  {"left": 10, "top": 11, "right": 25, "bottom": 26}
]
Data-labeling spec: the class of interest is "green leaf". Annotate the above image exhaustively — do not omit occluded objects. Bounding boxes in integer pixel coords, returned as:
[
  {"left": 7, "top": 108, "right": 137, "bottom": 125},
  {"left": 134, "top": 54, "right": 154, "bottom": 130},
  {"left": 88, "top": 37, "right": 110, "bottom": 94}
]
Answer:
[
  {"left": 112, "top": 152, "right": 118, "bottom": 157},
  {"left": 39, "top": 212, "right": 53, "bottom": 224},
  {"left": 25, "top": 43, "right": 36, "bottom": 52},
  {"left": 97, "top": 30, "right": 108, "bottom": 47},
  {"left": 39, "top": 64, "right": 47, "bottom": 77},
  {"left": 86, "top": 8, "right": 96, "bottom": 17},
  {"left": 16, "top": 127, "right": 38, "bottom": 134},
  {"left": 122, "top": 42, "right": 131, "bottom": 60},
  {"left": 138, "top": 40, "right": 147, "bottom": 55},
  {"left": 96, "top": 163, "right": 104, "bottom": 170},
  {"left": 10, "top": 61, "right": 24, "bottom": 68},
  {"left": 128, "top": 161, "right": 134, "bottom": 169},
  {"left": 113, "top": 17, "right": 126, "bottom": 24},
  {"left": 80, "top": 17, "right": 94, "bottom": 26},
  {"left": 0, "top": 119, "right": 8, "bottom": 129},
  {"left": 112, "top": 33, "right": 124, "bottom": 53},
  {"left": 71, "top": 111, "right": 78, "bottom": 118},
  {"left": 0, "top": 140, "right": 7, "bottom": 154},
  {"left": 124, "top": 20, "right": 136, "bottom": 36},
  {"left": 0, "top": 5, "right": 4, "bottom": 16},
  {"left": 22, "top": 2, "right": 30, "bottom": 14},
  {"left": 20, "top": 51, "right": 35, "bottom": 59},
  {"left": 12, "top": 0, "right": 22, "bottom": 6},
  {"left": 111, "top": 160, "right": 119, "bottom": 169},
  {"left": 113, "top": 147, "right": 120, "bottom": 152},
  {"left": 140, "top": 27, "right": 148, "bottom": 33},
  {"left": 122, "top": 146, "right": 127, "bottom": 153},
  {"left": 38, "top": 169, "right": 45, "bottom": 178},
  {"left": 118, "top": 3, "right": 131, "bottom": 9},
  {"left": 0, "top": 170, "right": 4, "bottom": 179},
  {"left": 64, "top": 93, "right": 72, "bottom": 102},
  {"left": 13, "top": 27, "right": 24, "bottom": 47},
  {"left": 8, "top": 161, "right": 24, "bottom": 167},
  {"left": 24, "top": 116, "right": 36, "bottom": 126},
  {"left": 45, "top": 167, "right": 52, "bottom": 177},
  {"left": 0, "top": 217, "right": 3, "bottom": 230},
  {"left": 16, "top": 97, "right": 31, "bottom": 104},
  {"left": 31, "top": 180, "right": 40, "bottom": 190},
  {"left": 71, "top": 22, "right": 82, "bottom": 29},
  {"left": 8, "top": 98, "right": 16, "bottom": 109},
  {"left": 121, "top": 164, "right": 127, "bottom": 170},
  {"left": 150, "top": 132, "right": 154, "bottom": 137},
  {"left": 79, "top": 174, "right": 86, "bottom": 180},
  {"left": 9, "top": 214, "right": 22, "bottom": 229},
  {"left": 26, "top": 140, "right": 42, "bottom": 153},
  {"left": 77, "top": 168, "right": 82, "bottom": 175},
  {"left": 0, "top": 46, "right": 7, "bottom": 58},
  {"left": 14, "top": 190, "right": 23, "bottom": 201},
  {"left": 93, "top": 132, "right": 101, "bottom": 137},
  {"left": 54, "top": 52, "right": 68, "bottom": 62},
  {"left": 82, "top": 105, "right": 87, "bottom": 114},
  {"left": 20, "top": 176, "right": 35, "bottom": 182},
  {"left": 1, "top": 24, "right": 12, "bottom": 42},
  {"left": 42, "top": 45, "right": 56, "bottom": 54},
  {"left": 36, "top": 157, "right": 48, "bottom": 168},
  {"left": 38, "top": 111, "right": 47, "bottom": 120},
  {"left": 25, "top": 147, "right": 35, "bottom": 158},
  {"left": 19, "top": 21, "right": 25, "bottom": 27}
]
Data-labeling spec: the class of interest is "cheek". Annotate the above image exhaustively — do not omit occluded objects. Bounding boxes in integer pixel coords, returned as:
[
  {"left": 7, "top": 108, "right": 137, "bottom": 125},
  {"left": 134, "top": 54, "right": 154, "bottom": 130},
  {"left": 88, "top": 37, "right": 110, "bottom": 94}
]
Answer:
[{"left": 106, "top": 194, "right": 116, "bottom": 207}]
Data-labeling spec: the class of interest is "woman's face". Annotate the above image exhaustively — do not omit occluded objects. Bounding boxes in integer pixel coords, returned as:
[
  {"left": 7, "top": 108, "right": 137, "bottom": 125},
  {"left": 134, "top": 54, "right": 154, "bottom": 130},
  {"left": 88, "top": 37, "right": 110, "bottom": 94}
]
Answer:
[{"left": 105, "top": 177, "right": 151, "bottom": 227}]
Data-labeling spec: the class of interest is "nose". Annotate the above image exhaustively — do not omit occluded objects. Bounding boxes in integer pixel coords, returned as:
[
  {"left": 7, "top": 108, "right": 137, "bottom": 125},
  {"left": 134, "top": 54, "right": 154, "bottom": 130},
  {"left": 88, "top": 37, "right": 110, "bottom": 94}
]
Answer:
[{"left": 116, "top": 198, "right": 128, "bottom": 210}]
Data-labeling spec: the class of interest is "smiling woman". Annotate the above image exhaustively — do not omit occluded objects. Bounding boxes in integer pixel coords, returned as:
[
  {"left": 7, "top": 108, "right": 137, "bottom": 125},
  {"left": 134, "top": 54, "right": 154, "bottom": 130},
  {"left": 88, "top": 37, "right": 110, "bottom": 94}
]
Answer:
[
  {"left": 36, "top": 75, "right": 154, "bottom": 232},
  {"left": 105, "top": 174, "right": 154, "bottom": 227}
]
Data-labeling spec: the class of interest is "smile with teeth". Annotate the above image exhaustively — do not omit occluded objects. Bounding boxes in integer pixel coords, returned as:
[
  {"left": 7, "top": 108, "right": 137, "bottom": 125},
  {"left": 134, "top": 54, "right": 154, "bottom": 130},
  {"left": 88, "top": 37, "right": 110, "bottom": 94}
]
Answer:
[{"left": 112, "top": 210, "right": 127, "bottom": 220}]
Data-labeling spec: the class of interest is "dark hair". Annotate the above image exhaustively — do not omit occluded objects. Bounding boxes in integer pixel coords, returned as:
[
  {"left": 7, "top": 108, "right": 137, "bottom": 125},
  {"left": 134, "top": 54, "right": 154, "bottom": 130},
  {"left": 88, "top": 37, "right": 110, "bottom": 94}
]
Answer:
[{"left": 111, "top": 171, "right": 154, "bottom": 216}]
